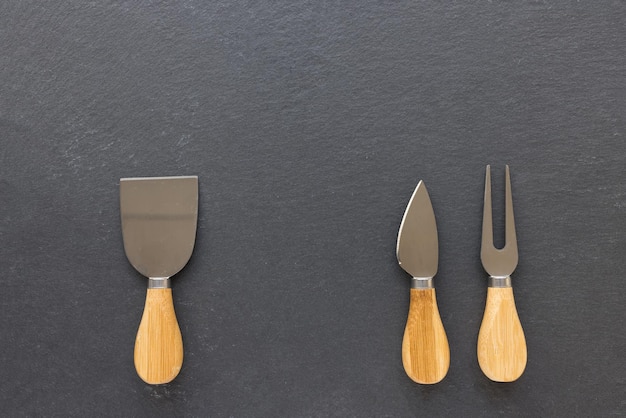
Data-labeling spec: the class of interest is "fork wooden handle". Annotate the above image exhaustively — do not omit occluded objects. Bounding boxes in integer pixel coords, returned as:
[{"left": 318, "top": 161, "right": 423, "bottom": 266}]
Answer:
[
  {"left": 134, "top": 288, "right": 184, "bottom": 384},
  {"left": 477, "top": 287, "right": 527, "bottom": 382},
  {"left": 402, "top": 288, "right": 450, "bottom": 384}
]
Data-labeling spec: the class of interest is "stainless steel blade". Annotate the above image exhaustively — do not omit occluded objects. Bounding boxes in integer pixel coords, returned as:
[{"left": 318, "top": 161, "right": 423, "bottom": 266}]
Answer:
[
  {"left": 120, "top": 176, "right": 198, "bottom": 279},
  {"left": 396, "top": 180, "right": 438, "bottom": 279}
]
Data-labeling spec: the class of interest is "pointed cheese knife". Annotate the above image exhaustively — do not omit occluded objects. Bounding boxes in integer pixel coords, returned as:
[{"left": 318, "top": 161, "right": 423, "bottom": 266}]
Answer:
[
  {"left": 396, "top": 181, "right": 450, "bottom": 384},
  {"left": 120, "top": 176, "right": 198, "bottom": 384}
]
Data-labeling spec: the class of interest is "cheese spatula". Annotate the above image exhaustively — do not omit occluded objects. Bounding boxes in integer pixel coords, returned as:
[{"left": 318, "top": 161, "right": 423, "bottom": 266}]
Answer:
[{"left": 120, "top": 176, "right": 198, "bottom": 384}]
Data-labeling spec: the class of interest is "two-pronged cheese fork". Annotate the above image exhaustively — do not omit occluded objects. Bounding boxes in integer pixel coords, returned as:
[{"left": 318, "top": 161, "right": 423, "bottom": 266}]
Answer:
[{"left": 477, "top": 165, "right": 527, "bottom": 382}]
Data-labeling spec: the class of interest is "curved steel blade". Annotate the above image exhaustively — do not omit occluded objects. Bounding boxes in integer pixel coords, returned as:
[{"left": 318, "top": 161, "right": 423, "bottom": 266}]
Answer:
[{"left": 396, "top": 181, "right": 438, "bottom": 278}]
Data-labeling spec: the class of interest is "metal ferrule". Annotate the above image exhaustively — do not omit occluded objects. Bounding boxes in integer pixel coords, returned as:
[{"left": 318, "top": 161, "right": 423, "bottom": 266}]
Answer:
[
  {"left": 148, "top": 277, "right": 171, "bottom": 289},
  {"left": 488, "top": 276, "right": 512, "bottom": 288},
  {"left": 411, "top": 277, "right": 434, "bottom": 289}
]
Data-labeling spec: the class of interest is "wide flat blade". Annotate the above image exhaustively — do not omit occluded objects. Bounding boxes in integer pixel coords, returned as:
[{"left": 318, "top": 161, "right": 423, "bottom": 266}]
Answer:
[
  {"left": 396, "top": 181, "right": 438, "bottom": 278},
  {"left": 120, "top": 176, "right": 198, "bottom": 278}
]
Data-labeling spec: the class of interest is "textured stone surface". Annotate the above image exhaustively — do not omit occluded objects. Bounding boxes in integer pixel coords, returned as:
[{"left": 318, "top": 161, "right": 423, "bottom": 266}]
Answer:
[{"left": 1, "top": 1, "right": 625, "bottom": 416}]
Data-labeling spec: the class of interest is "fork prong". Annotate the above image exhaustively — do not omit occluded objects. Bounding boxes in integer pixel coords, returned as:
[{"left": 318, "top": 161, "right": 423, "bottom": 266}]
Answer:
[
  {"left": 481, "top": 165, "right": 519, "bottom": 277},
  {"left": 504, "top": 165, "right": 518, "bottom": 254},
  {"left": 481, "top": 165, "right": 493, "bottom": 251}
]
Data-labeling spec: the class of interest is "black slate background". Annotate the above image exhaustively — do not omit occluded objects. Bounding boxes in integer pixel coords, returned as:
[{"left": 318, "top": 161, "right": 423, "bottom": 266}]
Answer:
[{"left": 1, "top": 1, "right": 625, "bottom": 416}]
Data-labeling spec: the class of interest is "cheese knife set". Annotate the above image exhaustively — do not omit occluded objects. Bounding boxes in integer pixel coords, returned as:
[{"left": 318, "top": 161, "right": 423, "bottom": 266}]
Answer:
[{"left": 120, "top": 166, "right": 526, "bottom": 385}]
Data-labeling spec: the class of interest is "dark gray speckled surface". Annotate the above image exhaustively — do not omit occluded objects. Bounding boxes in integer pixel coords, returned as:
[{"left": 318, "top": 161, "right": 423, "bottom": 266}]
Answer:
[{"left": 1, "top": 1, "right": 625, "bottom": 416}]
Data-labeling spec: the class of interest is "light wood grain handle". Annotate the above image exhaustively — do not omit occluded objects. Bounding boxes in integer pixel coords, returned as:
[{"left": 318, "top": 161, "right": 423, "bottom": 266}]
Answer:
[
  {"left": 134, "top": 288, "right": 183, "bottom": 384},
  {"left": 477, "top": 287, "right": 527, "bottom": 382},
  {"left": 402, "top": 288, "right": 450, "bottom": 384}
]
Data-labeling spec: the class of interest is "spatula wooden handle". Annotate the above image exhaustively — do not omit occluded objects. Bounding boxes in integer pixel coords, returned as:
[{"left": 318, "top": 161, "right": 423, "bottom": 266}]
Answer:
[
  {"left": 134, "top": 288, "right": 183, "bottom": 384},
  {"left": 477, "top": 287, "right": 527, "bottom": 382},
  {"left": 402, "top": 288, "right": 450, "bottom": 384}
]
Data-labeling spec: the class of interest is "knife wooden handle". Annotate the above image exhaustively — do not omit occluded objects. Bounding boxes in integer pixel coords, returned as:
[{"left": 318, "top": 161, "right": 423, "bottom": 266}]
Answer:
[
  {"left": 477, "top": 287, "right": 527, "bottom": 382},
  {"left": 402, "top": 288, "right": 450, "bottom": 384},
  {"left": 134, "top": 288, "right": 183, "bottom": 384}
]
